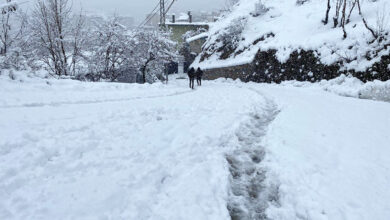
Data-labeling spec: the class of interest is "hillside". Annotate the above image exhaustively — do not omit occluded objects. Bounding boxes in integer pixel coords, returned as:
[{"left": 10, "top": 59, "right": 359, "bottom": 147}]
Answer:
[{"left": 193, "top": 0, "right": 390, "bottom": 82}]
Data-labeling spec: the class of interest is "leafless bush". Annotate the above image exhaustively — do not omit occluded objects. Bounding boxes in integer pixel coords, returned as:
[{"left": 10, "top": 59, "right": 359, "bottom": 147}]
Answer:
[
  {"left": 252, "top": 0, "right": 268, "bottom": 17},
  {"left": 375, "top": 4, "right": 389, "bottom": 39},
  {"left": 219, "top": 17, "right": 247, "bottom": 53}
]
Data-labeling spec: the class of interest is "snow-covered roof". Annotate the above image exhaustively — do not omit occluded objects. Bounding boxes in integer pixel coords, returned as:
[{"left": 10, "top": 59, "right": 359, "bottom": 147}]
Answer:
[
  {"left": 177, "top": 12, "right": 189, "bottom": 21},
  {"left": 186, "top": 32, "right": 209, "bottom": 43},
  {"left": 165, "top": 22, "right": 209, "bottom": 26}
]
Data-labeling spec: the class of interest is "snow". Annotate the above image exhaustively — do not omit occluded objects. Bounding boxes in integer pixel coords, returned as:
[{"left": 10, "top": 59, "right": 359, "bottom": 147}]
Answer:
[
  {"left": 194, "top": 0, "right": 390, "bottom": 71},
  {"left": 252, "top": 83, "right": 390, "bottom": 220},
  {"left": 165, "top": 22, "right": 209, "bottom": 26},
  {"left": 178, "top": 12, "right": 189, "bottom": 21},
  {"left": 1, "top": 74, "right": 390, "bottom": 219},
  {"left": 0, "top": 76, "right": 265, "bottom": 219},
  {"left": 186, "top": 32, "right": 209, "bottom": 43},
  {"left": 0, "top": 0, "right": 18, "bottom": 10},
  {"left": 281, "top": 75, "right": 390, "bottom": 102}
]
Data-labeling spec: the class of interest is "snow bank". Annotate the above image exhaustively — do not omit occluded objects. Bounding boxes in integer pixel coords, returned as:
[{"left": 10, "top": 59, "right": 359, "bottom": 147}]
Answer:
[
  {"left": 320, "top": 75, "right": 390, "bottom": 102},
  {"left": 0, "top": 70, "right": 187, "bottom": 108},
  {"left": 282, "top": 75, "right": 390, "bottom": 102}
]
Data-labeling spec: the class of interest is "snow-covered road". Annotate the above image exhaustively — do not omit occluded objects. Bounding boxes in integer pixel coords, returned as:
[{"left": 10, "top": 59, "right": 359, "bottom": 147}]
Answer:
[
  {"left": 1, "top": 78, "right": 390, "bottom": 220},
  {"left": 0, "top": 79, "right": 272, "bottom": 220}
]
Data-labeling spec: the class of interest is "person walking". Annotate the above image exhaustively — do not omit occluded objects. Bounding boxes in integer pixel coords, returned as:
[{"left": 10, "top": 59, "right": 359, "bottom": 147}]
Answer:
[
  {"left": 187, "top": 67, "right": 196, "bottom": 89},
  {"left": 196, "top": 67, "right": 203, "bottom": 86}
]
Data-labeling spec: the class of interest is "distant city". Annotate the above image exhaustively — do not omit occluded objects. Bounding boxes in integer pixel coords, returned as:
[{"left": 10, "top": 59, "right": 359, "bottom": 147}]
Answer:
[
  {"left": 83, "top": 10, "right": 224, "bottom": 28},
  {"left": 145, "top": 10, "right": 223, "bottom": 27}
]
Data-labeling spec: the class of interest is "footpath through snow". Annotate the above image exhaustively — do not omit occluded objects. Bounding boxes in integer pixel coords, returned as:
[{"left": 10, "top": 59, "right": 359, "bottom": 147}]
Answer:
[{"left": 1, "top": 76, "right": 390, "bottom": 220}]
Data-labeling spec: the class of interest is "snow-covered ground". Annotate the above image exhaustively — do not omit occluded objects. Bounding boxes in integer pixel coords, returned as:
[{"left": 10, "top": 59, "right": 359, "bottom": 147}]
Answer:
[
  {"left": 253, "top": 83, "right": 390, "bottom": 220},
  {"left": 1, "top": 76, "right": 390, "bottom": 219},
  {"left": 281, "top": 75, "right": 390, "bottom": 103}
]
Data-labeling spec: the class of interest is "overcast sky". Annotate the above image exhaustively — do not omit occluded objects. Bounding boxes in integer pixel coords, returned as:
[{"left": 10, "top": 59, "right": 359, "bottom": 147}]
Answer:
[{"left": 70, "top": 0, "right": 226, "bottom": 23}]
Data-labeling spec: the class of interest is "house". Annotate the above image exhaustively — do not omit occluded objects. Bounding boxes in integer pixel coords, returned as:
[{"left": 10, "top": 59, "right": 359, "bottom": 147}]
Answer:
[
  {"left": 160, "top": 12, "right": 210, "bottom": 74},
  {"left": 163, "top": 12, "right": 209, "bottom": 47}
]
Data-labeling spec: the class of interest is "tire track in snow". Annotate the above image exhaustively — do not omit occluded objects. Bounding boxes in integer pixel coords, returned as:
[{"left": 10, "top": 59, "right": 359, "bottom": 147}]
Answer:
[
  {"left": 226, "top": 90, "right": 280, "bottom": 220},
  {"left": 0, "top": 90, "right": 193, "bottom": 109}
]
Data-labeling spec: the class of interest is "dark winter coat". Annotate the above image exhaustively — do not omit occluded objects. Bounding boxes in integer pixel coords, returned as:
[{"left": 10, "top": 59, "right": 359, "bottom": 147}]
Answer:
[
  {"left": 188, "top": 68, "right": 196, "bottom": 79},
  {"left": 196, "top": 68, "right": 203, "bottom": 79}
]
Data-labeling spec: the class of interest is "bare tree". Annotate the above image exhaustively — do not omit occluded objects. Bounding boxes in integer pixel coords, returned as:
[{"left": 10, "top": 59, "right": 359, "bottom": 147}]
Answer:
[
  {"left": 375, "top": 3, "right": 389, "bottom": 39},
  {"left": 70, "top": 12, "right": 86, "bottom": 76},
  {"left": 31, "top": 0, "right": 73, "bottom": 76},
  {"left": 323, "top": 0, "right": 379, "bottom": 39},
  {"left": 341, "top": 0, "right": 348, "bottom": 38},
  {"left": 0, "top": 0, "right": 25, "bottom": 55},
  {"left": 356, "top": 0, "right": 378, "bottom": 39},
  {"left": 323, "top": 0, "right": 331, "bottom": 25},
  {"left": 333, "top": 0, "right": 343, "bottom": 28},
  {"left": 346, "top": 0, "right": 357, "bottom": 24}
]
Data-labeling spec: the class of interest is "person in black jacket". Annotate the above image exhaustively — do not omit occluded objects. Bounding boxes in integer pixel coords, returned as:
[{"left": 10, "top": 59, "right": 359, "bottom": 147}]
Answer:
[
  {"left": 187, "top": 67, "right": 196, "bottom": 89},
  {"left": 196, "top": 67, "right": 203, "bottom": 86}
]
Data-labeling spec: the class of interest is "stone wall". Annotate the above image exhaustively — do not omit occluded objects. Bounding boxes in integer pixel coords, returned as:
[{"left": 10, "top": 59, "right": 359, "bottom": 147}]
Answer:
[
  {"left": 203, "top": 63, "right": 254, "bottom": 81},
  {"left": 202, "top": 49, "right": 390, "bottom": 83}
]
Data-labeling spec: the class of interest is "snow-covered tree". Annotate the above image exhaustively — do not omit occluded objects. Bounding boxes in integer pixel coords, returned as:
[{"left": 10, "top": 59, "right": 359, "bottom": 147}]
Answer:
[
  {"left": 129, "top": 29, "right": 178, "bottom": 83},
  {"left": 0, "top": 0, "right": 23, "bottom": 55},
  {"left": 69, "top": 13, "right": 87, "bottom": 76},
  {"left": 83, "top": 17, "right": 177, "bottom": 83},
  {"left": 86, "top": 15, "right": 129, "bottom": 81},
  {"left": 0, "top": 0, "right": 29, "bottom": 70},
  {"left": 30, "top": 0, "right": 84, "bottom": 77},
  {"left": 217, "top": 16, "right": 247, "bottom": 59}
]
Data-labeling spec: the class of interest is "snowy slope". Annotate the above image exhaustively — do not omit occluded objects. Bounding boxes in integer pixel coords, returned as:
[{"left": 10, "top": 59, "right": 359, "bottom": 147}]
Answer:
[
  {"left": 1, "top": 76, "right": 390, "bottom": 219},
  {"left": 194, "top": 0, "right": 390, "bottom": 71}
]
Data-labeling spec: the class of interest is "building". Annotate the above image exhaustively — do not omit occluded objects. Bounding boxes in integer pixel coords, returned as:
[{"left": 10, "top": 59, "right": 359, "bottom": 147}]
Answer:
[
  {"left": 163, "top": 12, "right": 209, "bottom": 47},
  {"left": 186, "top": 32, "right": 208, "bottom": 54}
]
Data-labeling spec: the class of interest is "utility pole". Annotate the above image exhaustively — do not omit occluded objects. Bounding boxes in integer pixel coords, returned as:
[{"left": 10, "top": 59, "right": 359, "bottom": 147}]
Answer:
[{"left": 160, "top": 0, "right": 166, "bottom": 25}]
